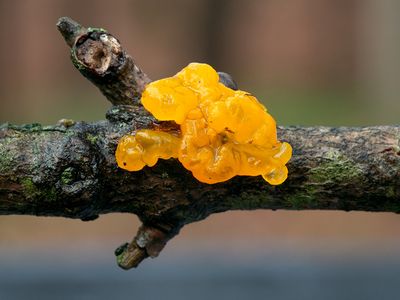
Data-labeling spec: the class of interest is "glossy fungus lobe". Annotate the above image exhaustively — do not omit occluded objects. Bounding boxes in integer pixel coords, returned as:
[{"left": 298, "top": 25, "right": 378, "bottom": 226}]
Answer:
[{"left": 115, "top": 63, "right": 292, "bottom": 184}]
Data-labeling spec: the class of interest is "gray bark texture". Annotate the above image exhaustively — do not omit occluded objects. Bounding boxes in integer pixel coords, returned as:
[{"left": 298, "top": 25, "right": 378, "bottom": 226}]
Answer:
[{"left": 0, "top": 17, "right": 399, "bottom": 269}]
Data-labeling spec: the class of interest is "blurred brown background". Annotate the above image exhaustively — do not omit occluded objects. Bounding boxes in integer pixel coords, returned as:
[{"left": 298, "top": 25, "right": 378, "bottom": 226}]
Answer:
[
  {"left": 1, "top": 0, "right": 399, "bottom": 125},
  {"left": 0, "top": 1, "right": 399, "bottom": 299}
]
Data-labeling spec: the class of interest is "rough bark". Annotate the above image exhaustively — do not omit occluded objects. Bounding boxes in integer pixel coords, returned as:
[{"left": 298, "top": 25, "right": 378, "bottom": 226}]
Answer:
[
  {"left": 0, "top": 17, "right": 399, "bottom": 269},
  {"left": 56, "top": 17, "right": 151, "bottom": 105}
]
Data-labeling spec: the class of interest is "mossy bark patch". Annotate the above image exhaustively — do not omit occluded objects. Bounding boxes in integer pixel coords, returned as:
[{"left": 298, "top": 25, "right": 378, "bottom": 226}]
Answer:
[
  {"left": 61, "top": 167, "right": 74, "bottom": 185},
  {"left": 308, "top": 150, "right": 363, "bottom": 184},
  {"left": 0, "top": 138, "right": 14, "bottom": 174},
  {"left": 20, "top": 177, "right": 57, "bottom": 202}
]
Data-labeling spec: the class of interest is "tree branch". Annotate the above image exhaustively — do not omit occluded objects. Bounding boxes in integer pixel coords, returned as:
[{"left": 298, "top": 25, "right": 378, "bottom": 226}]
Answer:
[
  {"left": 0, "top": 17, "right": 399, "bottom": 270},
  {"left": 56, "top": 16, "right": 151, "bottom": 105}
]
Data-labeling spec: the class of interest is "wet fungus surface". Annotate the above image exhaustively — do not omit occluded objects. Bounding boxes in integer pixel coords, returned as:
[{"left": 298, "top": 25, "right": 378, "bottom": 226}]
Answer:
[{"left": 116, "top": 63, "right": 292, "bottom": 185}]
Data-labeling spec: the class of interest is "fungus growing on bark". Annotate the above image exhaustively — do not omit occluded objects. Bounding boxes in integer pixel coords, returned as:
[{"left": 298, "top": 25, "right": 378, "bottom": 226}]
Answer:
[{"left": 116, "top": 63, "right": 292, "bottom": 184}]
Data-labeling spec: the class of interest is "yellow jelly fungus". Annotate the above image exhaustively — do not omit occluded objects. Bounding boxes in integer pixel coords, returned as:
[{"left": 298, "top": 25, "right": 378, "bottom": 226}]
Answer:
[{"left": 115, "top": 63, "right": 292, "bottom": 185}]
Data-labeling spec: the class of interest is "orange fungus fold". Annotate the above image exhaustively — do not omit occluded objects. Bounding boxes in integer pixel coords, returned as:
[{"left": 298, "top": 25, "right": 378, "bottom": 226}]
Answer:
[{"left": 115, "top": 63, "right": 292, "bottom": 185}]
